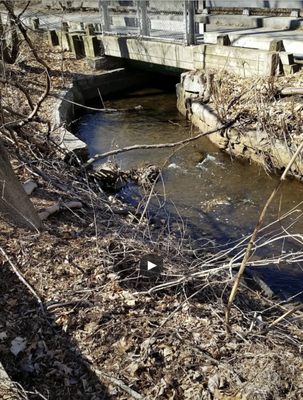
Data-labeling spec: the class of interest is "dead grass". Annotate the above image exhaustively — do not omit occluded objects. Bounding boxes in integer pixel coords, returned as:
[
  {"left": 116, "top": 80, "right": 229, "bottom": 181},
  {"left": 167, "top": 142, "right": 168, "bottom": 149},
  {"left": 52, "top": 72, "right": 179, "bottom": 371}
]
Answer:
[{"left": 211, "top": 71, "right": 303, "bottom": 145}]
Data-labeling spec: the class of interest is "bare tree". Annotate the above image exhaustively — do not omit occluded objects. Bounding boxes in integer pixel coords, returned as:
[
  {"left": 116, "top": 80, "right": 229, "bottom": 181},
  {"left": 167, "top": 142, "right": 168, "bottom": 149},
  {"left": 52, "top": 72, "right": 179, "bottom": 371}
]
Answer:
[
  {"left": 0, "top": 0, "right": 25, "bottom": 64},
  {"left": 0, "top": 0, "right": 50, "bottom": 229}
]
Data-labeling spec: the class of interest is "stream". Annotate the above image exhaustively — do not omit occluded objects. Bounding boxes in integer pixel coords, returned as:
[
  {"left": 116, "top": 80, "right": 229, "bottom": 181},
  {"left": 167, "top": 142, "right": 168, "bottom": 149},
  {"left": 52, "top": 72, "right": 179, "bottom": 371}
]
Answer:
[{"left": 74, "top": 86, "right": 303, "bottom": 301}]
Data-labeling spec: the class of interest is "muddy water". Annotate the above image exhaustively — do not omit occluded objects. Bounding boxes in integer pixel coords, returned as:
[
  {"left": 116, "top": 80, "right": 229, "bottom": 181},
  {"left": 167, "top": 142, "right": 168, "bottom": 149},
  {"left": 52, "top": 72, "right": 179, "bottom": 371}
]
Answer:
[{"left": 75, "top": 88, "right": 303, "bottom": 300}]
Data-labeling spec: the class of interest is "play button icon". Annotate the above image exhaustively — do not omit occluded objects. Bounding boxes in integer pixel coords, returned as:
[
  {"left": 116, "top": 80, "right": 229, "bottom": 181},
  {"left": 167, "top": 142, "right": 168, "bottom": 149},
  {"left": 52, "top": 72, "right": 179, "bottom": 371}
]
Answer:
[
  {"left": 140, "top": 254, "right": 163, "bottom": 277},
  {"left": 147, "top": 261, "right": 157, "bottom": 271}
]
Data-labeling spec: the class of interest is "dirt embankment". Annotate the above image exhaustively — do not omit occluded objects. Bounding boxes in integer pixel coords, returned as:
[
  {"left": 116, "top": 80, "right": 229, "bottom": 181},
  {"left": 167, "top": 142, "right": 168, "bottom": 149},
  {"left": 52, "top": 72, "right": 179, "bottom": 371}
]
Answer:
[{"left": 0, "top": 32, "right": 303, "bottom": 400}]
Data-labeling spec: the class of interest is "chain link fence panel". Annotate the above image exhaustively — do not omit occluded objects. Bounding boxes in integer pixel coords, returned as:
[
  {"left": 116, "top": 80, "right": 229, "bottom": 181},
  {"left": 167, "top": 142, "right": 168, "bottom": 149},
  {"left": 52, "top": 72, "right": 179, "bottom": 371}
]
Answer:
[{"left": 100, "top": 1, "right": 192, "bottom": 44}]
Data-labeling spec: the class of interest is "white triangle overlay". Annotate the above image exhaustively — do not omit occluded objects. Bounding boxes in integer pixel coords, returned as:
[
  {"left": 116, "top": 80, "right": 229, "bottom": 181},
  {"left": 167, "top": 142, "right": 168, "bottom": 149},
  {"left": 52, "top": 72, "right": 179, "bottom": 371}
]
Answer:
[{"left": 147, "top": 261, "right": 157, "bottom": 271}]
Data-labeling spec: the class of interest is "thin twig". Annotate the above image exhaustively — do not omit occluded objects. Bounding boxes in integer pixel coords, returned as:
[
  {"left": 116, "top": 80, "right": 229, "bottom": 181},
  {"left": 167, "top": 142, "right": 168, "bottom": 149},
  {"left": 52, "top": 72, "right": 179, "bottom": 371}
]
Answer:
[
  {"left": 0, "top": 246, "right": 45, "bottom": 314},
  {"left": 97, "top": 87, "right": 105, "bottom": 109},
  {"left": 50, "top": 92, "right": 143, "bottom": 113}
]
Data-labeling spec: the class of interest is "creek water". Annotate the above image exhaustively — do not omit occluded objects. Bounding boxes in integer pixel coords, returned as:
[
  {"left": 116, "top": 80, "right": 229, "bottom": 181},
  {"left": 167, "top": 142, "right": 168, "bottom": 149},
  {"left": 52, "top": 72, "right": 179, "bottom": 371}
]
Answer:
[{"left": 75, "top": 86, "right": 303, "bottom": 301}]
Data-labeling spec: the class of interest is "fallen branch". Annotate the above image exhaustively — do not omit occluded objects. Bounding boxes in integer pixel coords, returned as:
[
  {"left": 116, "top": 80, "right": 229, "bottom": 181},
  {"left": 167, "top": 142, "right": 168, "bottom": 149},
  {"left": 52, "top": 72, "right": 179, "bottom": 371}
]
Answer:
[
  {"left": 50, "top": 92, "right": 143, "bottom": 113},
  {"left": 83, "top": 358, "right": 143, "bottom": 400},
  {"left": 0, "top": 246, "right": 44, "bottom": 314},
  {"left": 84, "top": 121, "right": 236, "bottom": 168},
  {"left": 46, "top": 299, "right": 92, "bottom": 311},
  {"left": 225, "top": 140, "right": 303, "bottom": 330},
  {"left": 39, "top": 201, "right": 83, "bottom": 220},
  {"left": 268, "top": 304, "right": 303, "bottom": 328},
  {"left": 280, "top": 87, "right": 303, "bottom": 96}
]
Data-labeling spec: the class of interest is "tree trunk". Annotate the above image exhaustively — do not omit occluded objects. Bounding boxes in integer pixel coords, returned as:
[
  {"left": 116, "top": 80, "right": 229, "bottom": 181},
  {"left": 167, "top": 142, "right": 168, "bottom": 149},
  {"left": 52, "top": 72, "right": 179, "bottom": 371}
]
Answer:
[
  {"left": 0, "top": 2, "right": 20, "bottom": 64},
  {"left": 0, "top": 142, "right": 42, "bottom": 230}
]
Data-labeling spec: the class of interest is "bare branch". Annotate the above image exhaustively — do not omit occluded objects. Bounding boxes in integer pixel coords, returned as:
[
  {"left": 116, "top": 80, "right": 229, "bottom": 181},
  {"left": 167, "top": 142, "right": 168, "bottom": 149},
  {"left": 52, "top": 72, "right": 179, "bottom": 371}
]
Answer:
[
  {"left": 84, "top": 121, "right": 236, "bottom": 168},
  {"left": 1, "top": 1, "right": 51, "bottom": 129},
  {"left": 0, "top": 246, "right": 45, "bottom": 314}
]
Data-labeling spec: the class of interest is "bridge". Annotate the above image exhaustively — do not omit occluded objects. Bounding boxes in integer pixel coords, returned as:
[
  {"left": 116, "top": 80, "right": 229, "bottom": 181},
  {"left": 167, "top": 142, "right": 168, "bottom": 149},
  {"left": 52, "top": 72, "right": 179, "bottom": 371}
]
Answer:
[{"left": 39, "top": 1, "right": 303, "bottom": 77}]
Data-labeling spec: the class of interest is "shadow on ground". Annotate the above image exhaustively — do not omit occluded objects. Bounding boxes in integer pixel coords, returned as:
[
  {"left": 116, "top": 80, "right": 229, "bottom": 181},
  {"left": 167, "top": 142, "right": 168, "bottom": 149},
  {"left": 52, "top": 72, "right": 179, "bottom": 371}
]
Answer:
[{"left": 0, "top": 263, "right": 111, "bottom": 400}]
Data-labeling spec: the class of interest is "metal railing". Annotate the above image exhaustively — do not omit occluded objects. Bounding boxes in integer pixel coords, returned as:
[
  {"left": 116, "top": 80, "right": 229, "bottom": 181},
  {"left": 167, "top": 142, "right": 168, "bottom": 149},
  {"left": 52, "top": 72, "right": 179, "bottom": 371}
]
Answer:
[{"left": 99, "top": 1, "right": 199, "bottom": 45}]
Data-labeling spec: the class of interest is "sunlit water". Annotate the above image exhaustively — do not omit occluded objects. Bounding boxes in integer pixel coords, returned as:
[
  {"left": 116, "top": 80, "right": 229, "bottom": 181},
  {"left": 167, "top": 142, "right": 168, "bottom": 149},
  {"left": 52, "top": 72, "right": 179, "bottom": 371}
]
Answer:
[{"left": 75, "top": 88, "right": 303, "bottom": 300}]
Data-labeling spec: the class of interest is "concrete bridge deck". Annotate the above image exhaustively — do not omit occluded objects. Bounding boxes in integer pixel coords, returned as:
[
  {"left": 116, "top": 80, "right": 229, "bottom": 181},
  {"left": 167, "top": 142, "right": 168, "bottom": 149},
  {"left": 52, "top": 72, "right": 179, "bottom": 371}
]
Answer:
[
  {"left": 23, "top": 9, "right": 303, "bottom": 55},
  {"left": 17, "top": 8, "right": 303, "bottom": 76}
]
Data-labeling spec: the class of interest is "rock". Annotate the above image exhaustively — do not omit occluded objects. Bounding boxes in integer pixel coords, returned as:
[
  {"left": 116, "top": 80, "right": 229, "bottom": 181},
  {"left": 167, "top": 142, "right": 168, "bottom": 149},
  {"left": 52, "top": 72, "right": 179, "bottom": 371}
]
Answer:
[
  {"left": 138, "top": 165, "right": 160, "bottom": 186},
  {"left": 61, "top": 129, "right": 88, "bottom": 162},
  {"left": 201, "top": 197, "right": 231, "bottom": 212},
  {"left": 91, "top": 161, "right": 128, "bottom": 190}
]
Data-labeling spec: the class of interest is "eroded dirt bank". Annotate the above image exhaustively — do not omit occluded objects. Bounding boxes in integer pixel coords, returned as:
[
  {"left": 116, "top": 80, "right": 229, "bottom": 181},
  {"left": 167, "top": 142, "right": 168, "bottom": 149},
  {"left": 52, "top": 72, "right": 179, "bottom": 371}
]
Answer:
[{"left": 0, "top": 32, "right": 303, "bottom": 400}]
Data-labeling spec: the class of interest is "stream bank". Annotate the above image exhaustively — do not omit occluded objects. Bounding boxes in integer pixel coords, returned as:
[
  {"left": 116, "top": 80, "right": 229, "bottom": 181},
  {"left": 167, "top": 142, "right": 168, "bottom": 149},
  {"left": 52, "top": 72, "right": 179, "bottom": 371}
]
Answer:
[{"left": 177, "top": 69, "right": 303, "bottom": 181}]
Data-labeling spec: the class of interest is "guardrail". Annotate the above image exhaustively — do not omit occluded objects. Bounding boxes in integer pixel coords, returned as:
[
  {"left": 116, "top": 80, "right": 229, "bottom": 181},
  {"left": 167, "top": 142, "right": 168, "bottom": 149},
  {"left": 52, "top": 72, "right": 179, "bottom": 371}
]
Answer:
[
  {"left": 42, "top": 1, "right": 303, "bottom": 14},
  {"left": 99, "top": 0, "right": 198, "bottom": 45}
]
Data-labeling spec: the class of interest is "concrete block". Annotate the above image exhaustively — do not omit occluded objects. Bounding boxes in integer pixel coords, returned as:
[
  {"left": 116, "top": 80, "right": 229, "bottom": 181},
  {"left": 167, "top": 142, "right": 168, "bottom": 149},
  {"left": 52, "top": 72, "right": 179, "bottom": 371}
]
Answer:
[
  {"left": 86, "top": 56, "right": 107, "bottom": 70},
  {"left": 87, "top": 56, "right": 124, "bottom": 70},
  {"left": 269, "top": 40, "right": 285, "bottom": 52},
  {"left": 62, "top": 21, "right": 69, "bottom": 32},
  {"left": 101, "top": 34, "right": 296, "bottom": 78},
  {"left": 85, "top": 23, "right": 95, "bottom": 36},
  {"left": 58, "top": 31, "right": 71, "bottom": 51},
  {"left": 279, "top": 52, "right": 295, "bottom": 65},
  {"left": 198, "top": 22, "right": 206, "bottom": 34},
  {"left": 61, "top": 129, "right": 88, "bottom": 161},
  {"left": 195, "top": 15, "right": 209, "bottom": 24},
  {"left": 207, "top": 14, "right": 261, "bottom": 29},
  {"left": 263, "top": 17, "right": 301, "bottom": 30},
  {"left": 283, "top": 64, "right": 301, "bottom": 74},
  {"left": 243, "top": 9, "right": 251, "bottom": 16},
  {"left": 217, "top": 34, "right": 230, "bottom": 46},
  {"left": 182, "top": 72, "right": 206, "bottom": 93},
  {"left": 48, "top": 30, "right": 59, "bottom": 47},
  {"left": 83, "top": 35, "right": 102, "bottom": 58},
  {"left": 203, "top": 45, "right": 271, "bottom": 62},
  {"left": 32, "top": 17, "right": 40, "bottom": 30},
  {"left": 290, "top": 9, "right": 300, "bottom": 18},
  {"left": 70, "top": 34, "right": 85, "bottom": 59},
  {"left": 101, "top": 36, "right": 194, "bottom": 70},
  {"left": 69, "top": 21, "right": 84, "bottom": 32},
  {"left": 193, "top": 45, "right": 282, "bottom": 77},
  {"left": 228, "top": 34, "right": 271, "bottom": 51}
]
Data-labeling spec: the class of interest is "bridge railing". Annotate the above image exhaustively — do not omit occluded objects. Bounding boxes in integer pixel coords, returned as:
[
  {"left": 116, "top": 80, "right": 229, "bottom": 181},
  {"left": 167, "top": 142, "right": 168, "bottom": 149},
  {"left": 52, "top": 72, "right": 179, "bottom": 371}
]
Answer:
[{"left": 99, "top": 0, "right": 198, "bottom": 45}]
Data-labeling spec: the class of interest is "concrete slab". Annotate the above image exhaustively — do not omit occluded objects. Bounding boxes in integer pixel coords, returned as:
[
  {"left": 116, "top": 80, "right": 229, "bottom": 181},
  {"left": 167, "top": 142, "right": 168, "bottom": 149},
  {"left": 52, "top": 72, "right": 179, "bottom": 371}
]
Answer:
[
  {"left": 102, "top": 35, "right": 284, "bottom": 77},
  {"left": 198, "top": 14, "right": 263, "bottom": 29},
  {"left": 204, "top": 27, "right": 303, "bottom": 57}
]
